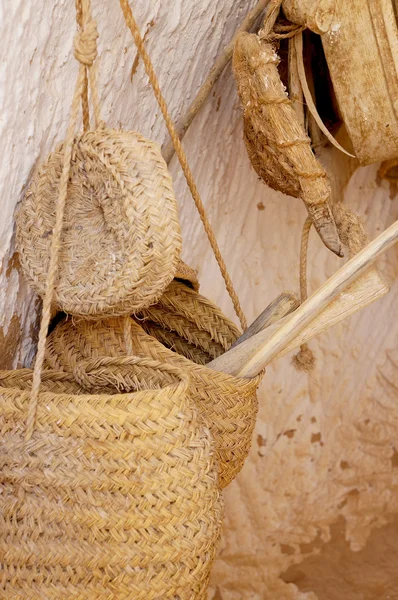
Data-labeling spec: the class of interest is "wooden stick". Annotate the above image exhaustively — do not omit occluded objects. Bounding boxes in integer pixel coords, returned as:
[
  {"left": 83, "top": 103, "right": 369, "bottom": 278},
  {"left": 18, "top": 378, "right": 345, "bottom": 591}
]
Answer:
[
  {"left": 274, "top": 267, "right": 387, "bottom": 360},
  {"left": 162, "top": 0, "right": 270, "bottom": 164},
  {"left": 208, "top": 270, "right": 387, "bottom": 375},
  {"left": 208, "top": 220, "right": 398, "bottom": 377},
  {"left": 231, "top": 291, "right": 299, "bottom": 348}
]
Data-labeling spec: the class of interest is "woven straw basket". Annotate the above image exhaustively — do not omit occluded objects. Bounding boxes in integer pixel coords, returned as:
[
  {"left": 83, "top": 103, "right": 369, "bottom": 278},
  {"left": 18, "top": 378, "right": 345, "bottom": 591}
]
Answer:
[
  {"left": 137, "top": 280, "right": 242, "bottom": 365},
  {"left": 16, "top": 128, "right": 182, "bottom": 318},
  {"left": 0, "top": 357, "right": 222, "bottom": 599},
  {"left": 45, "top": 306, "right": 260, "bottom": 489}
]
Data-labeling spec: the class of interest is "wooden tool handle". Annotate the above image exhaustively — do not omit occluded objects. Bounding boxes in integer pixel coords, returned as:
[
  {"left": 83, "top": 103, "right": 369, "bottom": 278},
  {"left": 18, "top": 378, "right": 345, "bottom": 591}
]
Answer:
[
  {"left": 231, "top": 292, "right": 300, "bottom": 348},
  {"left": 208, "top": 220, "right": 397, "bottom": 377}
]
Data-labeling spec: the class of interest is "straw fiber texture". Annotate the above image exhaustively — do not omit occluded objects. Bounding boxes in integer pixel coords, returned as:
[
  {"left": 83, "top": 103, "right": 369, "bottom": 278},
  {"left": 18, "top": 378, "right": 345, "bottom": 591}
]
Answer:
[
  {"left": 0, "top": 357, "right": 223, "bottom": 599},
  {"left": 137, "top": 280, "right": 241, "bottom": 365},
  {"left": 232, "top": 31, "right": 342, "bottom": 256},
  {"left": 45, "top": 312, "right": 260, "bottom": 489},
  {"left": 16, "top": 128, "right": 182, "bottom": 317},
  {"left": 175, "top": 260, "right": 200, "bottom": 292}
]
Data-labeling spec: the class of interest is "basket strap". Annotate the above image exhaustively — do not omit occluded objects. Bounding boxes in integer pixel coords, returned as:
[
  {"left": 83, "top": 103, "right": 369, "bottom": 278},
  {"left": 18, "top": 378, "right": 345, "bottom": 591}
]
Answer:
[
  {"left": 73, "top": 355, "right": 190, "bottom": 394},
  {"left": 119, "top": 0, "right": 247, "bottom": 331},
  {"left": 26, "top": 0, "right": 100, "bottom": 441}
]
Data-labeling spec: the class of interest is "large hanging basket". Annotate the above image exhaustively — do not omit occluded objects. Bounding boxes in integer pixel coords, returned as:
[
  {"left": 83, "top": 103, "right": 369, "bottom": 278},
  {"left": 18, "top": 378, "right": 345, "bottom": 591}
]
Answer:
[
  {"left": 16, "top": 128, "right": 182, "bottom": 318},
  {"left": 45, "top": 310, "right": 260, "bottom": 489},
  {"left": 0, "top": 357, "right": 222, "bottom": 599}
]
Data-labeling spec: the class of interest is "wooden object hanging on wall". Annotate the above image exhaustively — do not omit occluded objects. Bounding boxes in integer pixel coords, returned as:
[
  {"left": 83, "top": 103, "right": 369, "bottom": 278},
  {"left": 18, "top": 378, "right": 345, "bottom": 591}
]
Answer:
[{"left": 283, "top": 0, "right": 398, "bottom": 165}]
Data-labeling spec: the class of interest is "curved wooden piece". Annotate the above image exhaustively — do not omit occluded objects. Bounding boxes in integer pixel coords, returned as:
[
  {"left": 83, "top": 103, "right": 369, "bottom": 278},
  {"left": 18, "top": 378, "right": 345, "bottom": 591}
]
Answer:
[{"left": 321, "top": 0, "right": 398, "bottom": 165}]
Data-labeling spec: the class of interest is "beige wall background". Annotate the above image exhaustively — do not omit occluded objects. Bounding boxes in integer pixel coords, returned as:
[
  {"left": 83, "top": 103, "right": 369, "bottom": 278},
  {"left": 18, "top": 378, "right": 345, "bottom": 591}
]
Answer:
[{"left": 0, "top": 1, "right": 397, "bottom": 598}]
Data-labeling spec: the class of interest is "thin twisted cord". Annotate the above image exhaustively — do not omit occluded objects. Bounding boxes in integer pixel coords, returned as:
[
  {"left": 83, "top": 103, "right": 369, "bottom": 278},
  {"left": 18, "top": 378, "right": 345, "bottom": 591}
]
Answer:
[
  {"left": 26, "top": 68, "right": 85, "bottom": 441},
  {"left": 88, "top": 61, "right": 102, "bottom": 128},
  {"left": 292, "top": 216, "right": 315, "bottom": 372},
  {"left": 26, "top": 0, "right": 98, "bottom": 440},
  {"left": 268, "top": 24, "right": 305, "bottom": 40},
  {"left": 76, "top": 0, "right": 102, "bottom": 128},
  {"left": 258, "top": 1, "right": 303, "bottom": 41},
  {"left": 299, "top": 216, "right": 312, "bottom": 303},
  {"left": 76, "top": 0, "right": 90, "bottom": 130},
  {"left": 119, "top": 0, "right": 247, "bottom": 330}
]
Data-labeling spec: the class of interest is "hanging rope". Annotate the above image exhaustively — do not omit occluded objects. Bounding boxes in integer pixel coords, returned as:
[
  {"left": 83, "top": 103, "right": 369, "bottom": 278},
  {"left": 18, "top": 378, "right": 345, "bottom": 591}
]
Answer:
[
  {"left": 119, "top": 0, "right": 247, "bottom": 330},
  {"left": 75, "top": 0, "right": 90, "bottom": 131},
  {"left": 26, "top": 0, "right": 100, "bottom": 440},
  {"left": 292, "top": 216, "right": 316, "bottom": 372},
  {"left": 298, "top": 216, "right": 312, "bottom": 305}
]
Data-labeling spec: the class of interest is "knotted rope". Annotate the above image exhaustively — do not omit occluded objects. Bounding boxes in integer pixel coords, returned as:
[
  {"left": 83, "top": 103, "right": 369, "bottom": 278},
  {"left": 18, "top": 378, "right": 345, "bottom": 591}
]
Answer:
[
  {"left": 74, "top": 18, "right": 98, "bottom": 66},
  {"left": 26, "top": 0, "right": 100, "bottom": 440},
  {"left": 119, "top": 0, "right": 247, "bottom": 331}
]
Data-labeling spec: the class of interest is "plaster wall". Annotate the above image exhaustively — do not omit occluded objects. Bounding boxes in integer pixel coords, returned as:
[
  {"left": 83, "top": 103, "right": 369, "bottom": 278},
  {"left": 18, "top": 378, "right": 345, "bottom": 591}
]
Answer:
[{"left": 0, "top": 1, "right": 397, "bottom": 598}]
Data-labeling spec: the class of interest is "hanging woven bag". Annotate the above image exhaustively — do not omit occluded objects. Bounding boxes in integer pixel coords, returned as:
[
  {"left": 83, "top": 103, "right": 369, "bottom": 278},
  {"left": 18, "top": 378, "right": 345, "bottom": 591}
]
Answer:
[
  {"left": 0, "top": 357, "right": 223, "bottom": 599},
  {"left": 16, "top": 1, "right": 181, "bottom": 318},
  {"left": 45, "top": 313, "right": 260, "bottom": 489},
  {"left": 33, "top": 0, "right": 263, "bottom": 491}
]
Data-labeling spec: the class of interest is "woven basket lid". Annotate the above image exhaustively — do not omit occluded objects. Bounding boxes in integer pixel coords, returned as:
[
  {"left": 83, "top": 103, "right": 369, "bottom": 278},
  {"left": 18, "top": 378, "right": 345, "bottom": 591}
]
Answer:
[{"left": 16, "top": 128, "right": 182, "bottom": 317}]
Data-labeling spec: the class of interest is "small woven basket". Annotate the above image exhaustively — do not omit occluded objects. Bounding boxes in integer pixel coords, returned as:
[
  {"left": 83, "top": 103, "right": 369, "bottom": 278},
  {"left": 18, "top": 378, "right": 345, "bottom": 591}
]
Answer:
[
  {"left": 137, "top": 280, "right": 242, "bottom": 365},
  {"left": 45, "top": 312, "right": 259, "bottom": 488},
  {"left": 0, "top": 357, "right": 223, "bottom": 599},
  {"left": 16, "top": 128, "right": 182, "bottom": 317}
]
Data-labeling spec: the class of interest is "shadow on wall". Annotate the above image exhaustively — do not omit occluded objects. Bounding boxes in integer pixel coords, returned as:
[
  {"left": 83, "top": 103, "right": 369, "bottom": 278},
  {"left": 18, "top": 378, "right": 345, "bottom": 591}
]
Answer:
[{"left": 282, "top": 516, "right": 398, "bottom": 600}]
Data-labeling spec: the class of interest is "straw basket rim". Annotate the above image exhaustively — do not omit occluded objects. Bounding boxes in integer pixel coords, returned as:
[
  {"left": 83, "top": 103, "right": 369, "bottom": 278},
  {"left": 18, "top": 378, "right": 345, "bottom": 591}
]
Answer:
[{"left": 0, "top": 356, "right": 190, "bottom": 399}]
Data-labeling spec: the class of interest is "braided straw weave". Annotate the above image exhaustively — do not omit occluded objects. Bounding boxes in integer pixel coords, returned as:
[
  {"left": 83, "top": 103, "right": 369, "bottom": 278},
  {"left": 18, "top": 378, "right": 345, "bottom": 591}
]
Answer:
[
  {"left": 232, "top": 28, "right": 342, "bottom": 257},
  {"left": 45, "top": 314, "right": 260, "bottom": 489},
  {"left": 137, "top": 280, "right": 241, "bottom": 365},
  {"left": 175, "top": 260, "right": 200, "bottom": 292},
  {"left": 0, "top": 357, "right": 223, "bottom": 598},
  {"left": 16, "top": 127, "right": 182, "bottom": 318}
]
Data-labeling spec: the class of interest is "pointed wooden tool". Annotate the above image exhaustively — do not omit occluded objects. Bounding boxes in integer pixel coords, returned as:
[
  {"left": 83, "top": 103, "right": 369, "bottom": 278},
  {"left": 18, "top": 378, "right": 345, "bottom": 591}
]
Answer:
[{"left": 208, "top": 220, "right": 398, "bottom": 377}]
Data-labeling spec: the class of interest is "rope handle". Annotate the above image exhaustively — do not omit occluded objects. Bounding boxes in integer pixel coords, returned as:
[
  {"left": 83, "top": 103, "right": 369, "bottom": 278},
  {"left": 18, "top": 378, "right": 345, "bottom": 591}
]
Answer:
[
  {"left": 119, "top": 0, "right": 247, "bottom": 331},
  {"left": 73, "top": 355, "right": 190, "bottom": 393},
  {"left": 26, "top": 0, "right": 101, "bottom": 440}
]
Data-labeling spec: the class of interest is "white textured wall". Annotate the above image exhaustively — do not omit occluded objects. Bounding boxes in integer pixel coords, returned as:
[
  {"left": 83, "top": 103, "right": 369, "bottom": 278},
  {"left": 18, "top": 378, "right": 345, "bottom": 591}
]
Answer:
[{"left": 1, "top": 1, "right": 398, "bottom": 598}]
